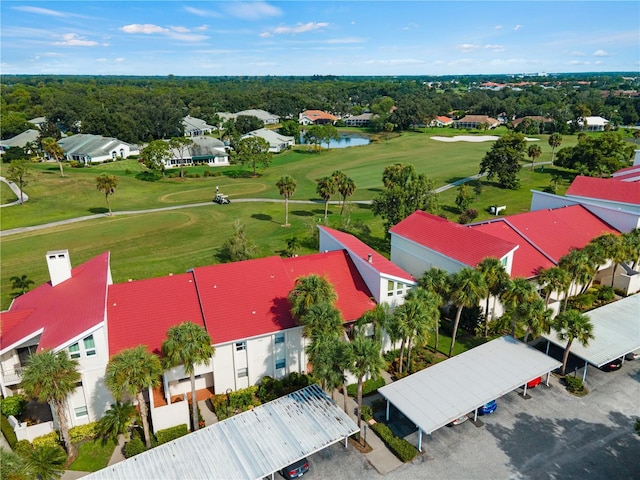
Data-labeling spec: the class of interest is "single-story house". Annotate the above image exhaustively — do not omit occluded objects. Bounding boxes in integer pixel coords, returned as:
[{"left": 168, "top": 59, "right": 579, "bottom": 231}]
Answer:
[
  {"left": 0, "top": 129, "right": 40, "bottom": 150},
  {"left": 182, "top": 116, "right": 216, "bottom": 137},
  {"left": 430, "top": 116, "right": 454, "bottom": 127},
  {"left": 454, "top": 115, "right": 500, "bottom": 129},
  {"left": 344, "top": 113, "right": 373, "bottom": 127},
  {"left": 166, "top": 136, "right": 229, "bottom": 168},
  {"left": 218, "top": 109, "right": 280, "bottom": 125},
  {"left": 299, "top": 110, "right": 337, "bottom": 125},
  {"left": 242, "top": 128, "right": 294, "bottom": 153},
  {"left": 569, "top": 116, "right": 610, "bottom": 131},
  {"left": 27, "top": 117, "right": 47, "bottom": 129},
  {"left": 57, "top": 134, "right": 139, "bottom": 164}
]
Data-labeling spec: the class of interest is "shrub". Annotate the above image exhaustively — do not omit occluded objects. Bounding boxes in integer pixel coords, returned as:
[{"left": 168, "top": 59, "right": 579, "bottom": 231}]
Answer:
[
  {"left": 370, "top": 422, "right": 417, "bottom": 462},
  {"left": 347, "top": 377, "right": 386, "bottom": 397},
  {"left": 32, "top": 431, "right": 58, "bottom": 448},
  {"left": 596, "top": 285, "right": 615, "bottom": 302},
  {"left": 14, "top": 439, "right": 34, "bottom": 458},
  {"left": 156, "top": 424, "right": 188, "bottom": 445},
  {"left": 1, "top": 415, "right": 18, "bottom": 448},
  {"left": 1, "top": 395, "right": 27, "bottom": 417},
  {"left": 123, "top": 436, "right": 146, "bottom": 458},
  {"left": 565, "top": 376, "right": 585, "bottom": 394},
  {"left": 360, "top": 405, "right": 373, "bottom": 422},
  {"left": 69, "top": 422, "right": 97, "bottom": 443}
]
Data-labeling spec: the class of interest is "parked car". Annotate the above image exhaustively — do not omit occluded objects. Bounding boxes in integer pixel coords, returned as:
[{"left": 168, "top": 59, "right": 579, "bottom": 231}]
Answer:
[
  {"left": 447, "top": 414, "right": 469, "bottom": 427},
  {"left": 479, "top": 400, "right": 497, "bottom": 415},
  {"left": 527, "top": 376, "right": 542, "bottom": 388},
  {"left": 625, "top": 350, "right": 639, "bottom": 361},
  {"left": 599, "top": 358, "right": 623, "bottom": 372},
  {"left": 281, "top": 458, "right": 309, "bottom": 479}
]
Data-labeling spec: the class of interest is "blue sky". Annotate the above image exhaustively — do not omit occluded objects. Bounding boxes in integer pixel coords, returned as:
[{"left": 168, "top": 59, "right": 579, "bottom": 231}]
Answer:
[{"left": 1, "top": 1, "right": 638, "bottom": 76}]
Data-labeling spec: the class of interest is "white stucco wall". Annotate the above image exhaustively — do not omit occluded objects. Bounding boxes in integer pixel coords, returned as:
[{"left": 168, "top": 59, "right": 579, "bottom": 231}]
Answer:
[{"left": 390, "top": 233, "right": 467, "bottom": 278}]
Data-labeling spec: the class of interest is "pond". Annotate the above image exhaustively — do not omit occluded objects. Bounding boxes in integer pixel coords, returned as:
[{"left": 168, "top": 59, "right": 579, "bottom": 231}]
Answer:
[{"left": 298, "top": 132, "right": 370, "bottom": 149}]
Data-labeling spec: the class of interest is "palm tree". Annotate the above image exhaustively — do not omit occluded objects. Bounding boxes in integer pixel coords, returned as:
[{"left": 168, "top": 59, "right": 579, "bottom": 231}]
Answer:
[
  {"left": 1, "top": 447, "right": 28, "bottom": 480},
  {"left": 553, "top": 309, "right": 594, "bottom": 375},
  {"left": 418, "top": 268, "right": 450, "bottom": 353},
  {"left": 522, "top": 298, "right": 553, "bottom": 343},
  {"left": 162, "top": 322, "right": 214, "bottom": 431},
  {"left": 448, "top": 268, "right": 485, "bottom": 357},
  {"left": 527, "top": 144, "right": 542, "bottom": 171},
  {"left": 41, "top": 137, "right": 65, "bottom": 177},
  {"left": 355, "top": 303, "right": 389, "bottom": 345},
  {"left": 96, "top": 401, "right": 136, "bottom": 443},
  {"left": 105, "top": 346, "right": 163, "bottom": 448},
  {"left": 387, "top": 305, "right": 412, "bottom": 374},
  {"left": 25, "top": 445, "right": 67, "bottom": 480},
  {"left": 316, "top": 176, "right": 336, "bottom": 221},
  {"left": 501, "top": 277, "right": 539, "bottom": 337},
  {"left": 622, "top": 228, "right": 640, "bottom": 270},
  {"left": 559, "top": 249, "right": 595, "bottom": 310},
  {"left": 537, "top": 266, "right": 570, "bottom": 307},
  {"left": 477, "top": 258, "right": 509, "bottom": 336},
  {"left": 95, "top": 174, "right": 118, "bottom": 216},
  {"left": 333, "top": 172, "right": 356, "bottom": 215},
  {"left": 10, "top": 274, "right": 34, "bottom": 295},
  {"left": 276, "top": 175, "right": 297, "bottom": 227},
  {"left": 402, "top": 288, "right": 438, "bottom": 373},
  {"left": 313, "top": 340, "right": 352, "bottom": 413},
  {"left": 548, "top": 133, "right": 562, "bottom": 165},
  {"left": 348, "top": 332, "right": 386, "bottom": 444},
  {"left": 288, "top": 274, "right": 337, "bottom": 320},
  {"left": 21, "top": 350, "right": 80, "bottom": 461}
]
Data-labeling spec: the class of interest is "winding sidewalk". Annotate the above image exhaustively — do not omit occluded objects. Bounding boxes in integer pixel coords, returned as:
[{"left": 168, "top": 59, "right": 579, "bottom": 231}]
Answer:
[{"left": 0, "top": 176, "right": 29, "bottom": 207}]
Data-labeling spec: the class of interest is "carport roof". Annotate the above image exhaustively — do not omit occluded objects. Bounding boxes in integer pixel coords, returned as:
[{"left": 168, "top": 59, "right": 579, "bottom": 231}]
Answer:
[
  {"left": 378, "top": 335, "right": 561, "bottom": 435},
  {"left": 542, "top": 294, "right": 640, "bottom": 367},
  {"left": 85, "top": 384, "right": 358, "bottom": 480}
]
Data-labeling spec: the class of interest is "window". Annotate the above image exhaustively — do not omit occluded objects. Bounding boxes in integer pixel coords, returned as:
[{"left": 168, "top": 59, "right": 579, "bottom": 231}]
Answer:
[
  {"left": 501, "top": 257, "right": 508, "bottom": 267},
  {"left": 237, "top": 367, "right": 248, "bottom": 378},
  {"left": 74, "top": 406, "right": 88, "bottom": 418},
  {"left": 387, "top": 280, "right": 394, "bottom": 297},
  {"left": 83, "top": 335, "right": 96, "bottom": 356},
  {"left": 235, "top": 342, "right": 246, "bottom": 352},
  {"left": 275, "top": 359, "right": 286, "bottom": 370},
  {"left": 69, "top": 343, "right": 81, "bottom": 359},
  {"left": 274, "top": 333, "right": 285, "bottom": 344},
  {"left": 397, "top": 283, "right": 404, "bottom": 295}
]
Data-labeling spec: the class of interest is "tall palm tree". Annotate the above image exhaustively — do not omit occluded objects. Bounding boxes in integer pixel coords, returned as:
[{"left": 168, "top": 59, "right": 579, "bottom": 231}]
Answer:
[
  {"left": 300, "top": 302, "right": 343, "bottom": 342},
  {"left": 548, "top": 133, "right": 562, "bottom": 165},
  {"left": 1, "top": 447, "right": 28, "bottom": 480},
  {"left": 387, "top": 304, "right": 412, "bottom": 374},
  {"left": 501, "top": 277, "right": 539, "bottom": 338},
  {"left": 10, "top": 274, "right": 34, "bottom": 295},
  {"left": 105, "top": 346, "right": 163, "bottom": 448},
  {"left": 477, "top": 258, "right": 509, "bottom": 336},
  {"left": 527, "top": 144, "right": 542, "bottom": 171},
  {"left": 316, "top": 176, "right": 336, "bottom": 221},
  {"left": 95, "top": 174, "right": 118, "bottom": 216},
  {"left": 162, "top": 322, "right": 214, "bottom": 431},
  {"left": 276, "top": 175, "right": 297, "bottom": 227},
  {"left": 553, "top": 309, "right": 594, "bottom": 375},
  {"left": 355, "top": 303, "right": 389, "bottom": 345},
  {"left": 288, "top": 274, "right": 337, "bottom": 320},
  {"left": 448, "top": 268, "right": 485, "bottom": 357},
  {"left": 559, "top": 249, "right": 595, "bottom": 310},
  {"left": 313, "top": 340, "right": 352, "bottom": 413},
  {"left": 25, "top": 445, "right": 67, "bottom": 480},
  {"left": 522, "top": 298, "right": 553, "bottom": 342},
  {"left": 333, "top": 172, "right": 356, "bottom": 215},
  {"left": 96, "top": 401, "right": 136, "bottom": 443},
  {"left": 418, "top": 268, "right": 450, "bottom": 352},
  {"left": 537, "top": 266, "right": 570, "bottom": 307},
  {"left": 622, "top": 228, "right": 640, "bottom": 270},
  {"left": 348, "top": 332, "right": 386, "bottom": 444},
  {"left": 402, "top": 288, "right": 438, "bottom": 373},
  {"left": 21, "top": 350, "right": 80, "bottom": 461},
  {"left": 41, "top": 137, "right": 65, "bottom": 177}
]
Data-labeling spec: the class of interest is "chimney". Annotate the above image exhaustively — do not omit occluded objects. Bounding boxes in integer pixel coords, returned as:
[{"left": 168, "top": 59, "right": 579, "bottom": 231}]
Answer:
[
  {"left": 46, "top": 250, "right": 72, "bottom": 287},
  {"left": 368, "top": 253, "right": 373, "bottom": 263}
]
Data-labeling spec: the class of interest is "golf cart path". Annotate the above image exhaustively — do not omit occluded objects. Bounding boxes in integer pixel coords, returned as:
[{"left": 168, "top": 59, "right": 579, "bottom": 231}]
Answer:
[
  {"left": 0, "top": 162, "right": 551, "bottom": 237},
  {"left": 0, "top": 176, "right": 29, "bottom": 207}
]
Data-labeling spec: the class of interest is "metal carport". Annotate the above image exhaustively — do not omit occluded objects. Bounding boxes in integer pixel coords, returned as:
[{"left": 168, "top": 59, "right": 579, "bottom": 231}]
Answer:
[
  {"left": 85, "top": 384, "right": 358, "bottom": 480},
  {"left": 378, "top": 335, "right": 561, "bottom": 451},
  {"left": 542, "top": 294, "right": 640, "bottom": 381}
]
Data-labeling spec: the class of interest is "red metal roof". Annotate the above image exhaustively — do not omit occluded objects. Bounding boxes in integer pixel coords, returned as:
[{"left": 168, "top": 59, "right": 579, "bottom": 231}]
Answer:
[
  {"left": 318, "top": 226, "right": 415, "bottom": 282},
  {"left": 301, "top": 110, "right": 337, "bottom": 121},
  {"left": 390, "top": 211, "right": 518, "bottom": 267},
  {"left": 107, "top": 273, "right": 205, "bottom": 356},
  {"left": 1, "top": 252, "right": 110, "bottom": 353},
  {"left": 566, "top": 176, "right": 640, "bottom": 205},
  {"left": 193, "top": 252, "right": 375, "bottom": 345}
]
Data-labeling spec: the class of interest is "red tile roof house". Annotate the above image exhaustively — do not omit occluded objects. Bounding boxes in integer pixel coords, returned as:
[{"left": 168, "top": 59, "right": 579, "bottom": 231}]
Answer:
[
  {"left": 298, "top": 110, "right": 338, "bottom": 125},
  {"left": 389, "top": 206, "right": 622, "bottom": 318},
  {"left": 1, "top": 227, "right": 414, "bottom": 435}
]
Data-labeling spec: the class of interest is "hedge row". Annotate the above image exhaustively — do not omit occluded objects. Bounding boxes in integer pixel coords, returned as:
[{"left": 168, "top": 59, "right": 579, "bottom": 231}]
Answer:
[
  {"left": 1, "top": 415, "right": 18, "bottom": 448},
  {"left": 347, "top": 377, "right": 386, "bottom": 397},
  {"left": 156, "top": 424, "right": 188, "bottom": 445},
  {"left": 370, "top": 422, "right": 417, "bottom": 463},
  {"left": 69, "top": 422, "right": 97, "bottom": 443}
]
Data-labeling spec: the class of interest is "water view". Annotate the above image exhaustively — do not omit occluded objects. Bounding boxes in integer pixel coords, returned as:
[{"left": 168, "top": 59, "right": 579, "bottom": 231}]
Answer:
[{"left": 298, "top": 132, "right": 370, "bottom": 149}]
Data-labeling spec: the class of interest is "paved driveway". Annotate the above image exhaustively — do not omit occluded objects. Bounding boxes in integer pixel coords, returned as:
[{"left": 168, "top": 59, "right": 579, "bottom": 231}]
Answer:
[{"left": 303, "top": 357, "right": 640, "bottom": 479}]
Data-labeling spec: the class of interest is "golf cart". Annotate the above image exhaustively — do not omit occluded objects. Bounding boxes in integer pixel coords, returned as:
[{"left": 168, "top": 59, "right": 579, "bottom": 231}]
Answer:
[{"left": 213, "top": 193, "right": 230, "bottom": 205}]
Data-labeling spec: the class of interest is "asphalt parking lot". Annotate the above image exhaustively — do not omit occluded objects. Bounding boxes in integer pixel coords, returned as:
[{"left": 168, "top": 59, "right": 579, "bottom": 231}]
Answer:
[{"left": 302, "top": 356, "right": 640, "bottom": 480}]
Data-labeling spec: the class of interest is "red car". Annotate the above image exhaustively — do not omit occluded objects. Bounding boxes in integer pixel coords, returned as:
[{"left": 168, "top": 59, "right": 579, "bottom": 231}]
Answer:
[{"left": 527, "top": 376, "right": 542, "bottom": 388}]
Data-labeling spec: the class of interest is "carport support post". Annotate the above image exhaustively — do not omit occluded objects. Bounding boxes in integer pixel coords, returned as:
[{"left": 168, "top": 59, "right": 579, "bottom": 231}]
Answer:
[
  {"left": 545, "top": 339, "right": 550, "bottom": 355},
  {"left": 523, "top": 382, "right": 528, "bottom": 397},
  {"left": 545, "top": 371, "right": 551, "bottom": 386},
  {"left": 582, "top": 361, "right": 588, "bottom": 382},
  {"left": 385, "top": 399, "right": 390, "bottom": 422},
  {"left": 417, "top": 427, "right": 423, "bottom": 452}
]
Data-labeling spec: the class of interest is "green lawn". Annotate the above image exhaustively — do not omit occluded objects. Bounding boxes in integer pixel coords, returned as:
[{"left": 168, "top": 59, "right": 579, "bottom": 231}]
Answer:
[
  {"left": 67, "top": 438, "right": 117, "bottom": 472},
  {"left": 0, "top": 181, "right": 18, "bottom": 204}
]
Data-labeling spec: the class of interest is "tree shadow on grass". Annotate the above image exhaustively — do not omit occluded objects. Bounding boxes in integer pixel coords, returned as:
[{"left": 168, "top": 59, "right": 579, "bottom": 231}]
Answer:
[
  {"left": 443, "top": 176, "right": 468, "bottom": 185},
  {"left": 135, "top": 171, "right": 161, "bottom": 182},
  {"left": 251, "top": 213, "right": 273, "bottom": 222},
  {"left": 290, "top": 210, "right": 314, "bottom": 217},
  {"left": 225, "top": 169, "right": 259, "bottom": 179},
  {"left": 89, "top": 207, "right": 108, "bottom": 214}
]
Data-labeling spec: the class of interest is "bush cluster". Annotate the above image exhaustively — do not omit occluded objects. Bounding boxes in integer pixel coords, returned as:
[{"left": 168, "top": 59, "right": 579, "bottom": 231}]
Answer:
[
  {"left": 256, "top": 372, "right": 312, "bottom": 403},
  {"left": 565, "top": 376, "right": 585, "bottom": 394},
  {"left": 32, "top": 431, "right": 58, "bottom": 448},
  {"left": 568, "top": 285, "right": 616, "bottom": 312},
  {"left": 1, "top": 395, "right": 27, "bottom": 417},
  {"left": 123, "top": 436, "right": 146, "bottom": 458},
  {"left": 69, "top": 422, "right": 98, "bottom": 443},
  {"left": 210, "top": 385, "right": 260, "bottom": 421},
  {"left": 360, "top": 405, "right": 373, "bottom": 422},
  {"left": 1, "top": 414, "right": 18, "bottom": 448},
  {"left": 369, "top": 422, "right": 417, "bottom": 462},
  {"left": 346, "top": 377, "right": 386, "bottom": 397},
  {"left": 156, "top": 424, "right": 188, "bottom": 445},
  {"left": 14, "top": 439, "right": 34, "bottom": 457},
  {"left": 203, "top": 170, "right": 222, "bottom": 177}
]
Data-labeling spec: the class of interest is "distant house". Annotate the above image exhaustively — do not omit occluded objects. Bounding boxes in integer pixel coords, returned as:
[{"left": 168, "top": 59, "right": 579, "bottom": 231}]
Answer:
[
  {"left": 57, "top": 134, "right": 139, "bottom": 164},
  {"left": 454, "top": 115, "right": 500, "bottom": 129},
  {"left": 182, "top": 116, "right": 215, "bottom": 137},
  {"left": 166, "top": 137, "right": 229, "bottom": 168},
  {"left": 27, "top": 117, "right": 47, "bottom": 129},
  {"left": 344, "top": 113, "right": 373, "bottom": 127},
  {"left": 511, "top": 115, "right": 553, "bottom": 131},
  {"left": 430, "top": 116, "right": 453, "bottom": 127},
  {"left": 242, "top": 128, "right": 294, "bottom": 153},
  {"left": 299, "top": 110, "right": 337, "bottom": 125},
  {"left": 0, "top": 129, "right": 40, "bottom": 150},
  {"left": 218, "top": 109, "right": 280, "bottom": 125},
  {"left": 570, "top": 116, "right": 610, "bottom": 131}
]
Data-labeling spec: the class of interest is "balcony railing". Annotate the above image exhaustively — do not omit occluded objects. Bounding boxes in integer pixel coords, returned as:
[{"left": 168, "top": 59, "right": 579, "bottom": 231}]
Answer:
[{"left": 2, "top": 368, "right": 23, "bottom": 385}]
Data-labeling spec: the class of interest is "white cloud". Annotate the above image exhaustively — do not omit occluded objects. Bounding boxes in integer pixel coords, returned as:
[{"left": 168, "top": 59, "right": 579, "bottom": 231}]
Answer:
[
  {"left": 593, "top": 49, "right": 609, "bottom": 57},
  {"left": 224, "top": 2, "right": 282, "bottom": 20},
  {"left": 96, "top": 58, "right": 108, "bottom": 63},
  {"left": 53, "top": 33, "right": 99, "bottom": 47},
  {"left": 514, "top": 24, "right": 523, "bottom": 31},
  {"left": 325, "top": 37, "right": 366, "bottom": 44},
  {"left": 271, "top": 22, "right": 329, "bottom": 35},
  {"left": 194, "top": 25, "right": 209, "bottom": 32},
  {"left": 458, "top": 44, "right": 481, "bottom": 53},
  {"left": 485, "top": 44, "right": 505, "bottom": 52},
  {"left": 571, "top": 51, "right": 585, "bottom": 57},
  {"left": 568, "top": 60, "right": 591, "bottom": 65},
  {"left": 402, "top": 23, "right": 419, "bottom": 31},
  {"left": 121, "top": 24, "right": 208, "bottom": 42},
  {"left": 170, "top": 26, "right": 190, "bottom": 33},
  {"left": 184, "top": 6, "right": 222, "bottom": 18},
  {"left": 259, "top": 32, "right": 272, "bottom": 38},
  {"left": 13, "top": 6, "right": 67, "bottom": 17},
  {"left": 495, "top": 25, "right": 503, "bottom": 30},
  {"left": 122, "top": 24, "right": 168, "bottom": 34},
  {"left": 363, "top": 59, "right": 424, "bottom": 66}
]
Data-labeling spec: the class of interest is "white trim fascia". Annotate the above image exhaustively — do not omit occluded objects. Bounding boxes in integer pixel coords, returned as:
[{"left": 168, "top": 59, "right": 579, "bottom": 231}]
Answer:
[{"left": 0, "top": 328, "right": 44, "bottom": 356}]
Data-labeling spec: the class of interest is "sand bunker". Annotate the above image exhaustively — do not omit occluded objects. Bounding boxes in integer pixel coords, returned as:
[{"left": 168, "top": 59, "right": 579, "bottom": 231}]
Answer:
[{"left": 431, "top": 135, "right": 539, "bottom": 142}]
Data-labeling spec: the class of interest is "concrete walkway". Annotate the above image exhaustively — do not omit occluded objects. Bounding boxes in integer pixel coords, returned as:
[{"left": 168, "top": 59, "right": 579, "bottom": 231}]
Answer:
[
  {"left": 198, "top": 398, "right": 218, "bottom": 426},
  {"left": 0, "top": 176, "right": 29, "bottom": 207}
]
